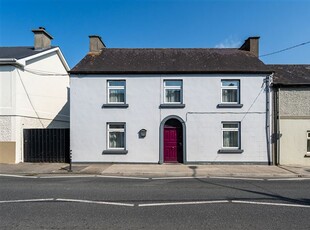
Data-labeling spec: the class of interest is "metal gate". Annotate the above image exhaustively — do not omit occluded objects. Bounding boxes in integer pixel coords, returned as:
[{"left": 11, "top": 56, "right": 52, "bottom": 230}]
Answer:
[{"left": 24, "top": 129, "right": 70, "bottom": 163}]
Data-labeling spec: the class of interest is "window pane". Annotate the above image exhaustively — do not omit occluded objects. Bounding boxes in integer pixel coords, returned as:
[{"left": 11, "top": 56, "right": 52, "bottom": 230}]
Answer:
[
  {"left": 222, "top": 89, "right": 237, "bottom": 102},
  {"left": 222, "top": 80, "right": 239, "bottom": 87},
  {"left": 109, "top": 124, "right": 124, "bottom": 129},
  {"left": 108, "top": 81, "right": 125, "bottom": 87},
  {"left": 165, "top": 89, "right": 181, "bottom": 102},
  {"left": 109, "top": 132, "right": 124, "bottom": 148},
  {"left": 165, "top": 81, "right": 182, "bottom": 87},
  {"left": 223, "top": 131, "right": 238, "bottom": 147},
  {"left": 307, "top": 139, "right": 310, "bottom": 153},
  {"left": 223, "top": 123, "right": 238, "bottom": 128},
  {"left": 109, "top": 89, "right": 125, "bottom": 102}
]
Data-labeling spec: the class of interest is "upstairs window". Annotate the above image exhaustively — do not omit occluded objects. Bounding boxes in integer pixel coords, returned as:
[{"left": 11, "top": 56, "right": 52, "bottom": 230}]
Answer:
[
  {"left": 221, "top": 80, "right": 240, "bottom": 104},
  {"left": 107, "top": 80, "right": 126, "bottom": 104},
  {"left": 164, "top": 80, "right": 182, "bottom": 104},
  {"left": 222, "top": 122, "right": 240, "bottom": 149}
]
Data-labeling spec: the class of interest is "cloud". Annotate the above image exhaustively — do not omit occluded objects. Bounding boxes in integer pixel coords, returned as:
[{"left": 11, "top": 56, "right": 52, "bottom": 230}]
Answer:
[{"left": 215, "top": 37, "right": 242, "bottom": 48}]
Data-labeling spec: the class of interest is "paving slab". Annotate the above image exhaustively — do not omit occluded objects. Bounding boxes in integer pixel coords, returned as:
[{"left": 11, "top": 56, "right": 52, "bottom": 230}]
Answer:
[
  {"left": 0, "top": 163, "right": 68, "bottom": 175},
  {"left": 1, "top": 163, "right": 310, "bottom": 178},
  {"left": 97, "top": 164, "right": 297, "bottom": 178}
]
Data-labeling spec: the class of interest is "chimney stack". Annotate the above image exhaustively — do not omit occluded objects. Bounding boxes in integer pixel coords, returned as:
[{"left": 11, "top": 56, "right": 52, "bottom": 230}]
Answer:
[
  {"left": 89, "top": 35, "right": 106, "bottom": 52},
  {"left": 32, "top": 27, "right": 53, "bottom": 50},
  {"left": 239, "top": 36, "right": 260, "bottom": 57}
]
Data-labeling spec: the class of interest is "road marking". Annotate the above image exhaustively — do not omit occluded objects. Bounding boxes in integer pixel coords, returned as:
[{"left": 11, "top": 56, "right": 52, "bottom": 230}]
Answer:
[
  {"left": 209, "top": 176, "right": 264, "bottom": 181},
  {"left": 55, "top": 198, "right": 134, "bottom": 207},
  {"left": 1, "top": 173, "right": 309, "bottom": 181},
  {"left": 96, "top": 175, "right": 149, "bottom": 180},
  {"left": 152, "top": 176, "right": 264, "bottom": 181},
  {"left": 0, "top": 198, "right": 134, "bottom": 207},
  {"left": 267, "top": 178, "right": 310, "bottom": 181},
  {"left": 0, "top": 174, "right": 37, "bottom": 178},
  {"left": 1, "top": 198, "right": 310, "bottom": 209},
  {"left": 232, "top": 200, "right": 310, "bottom": 208},
  {"left": 0, "top": 174, "right": 149, "bottom": 180},
  {"left": 151, "top": 176, "right": 207, "bottom": 180},
  {"left": 138, "top": 200, "right": 229, "bottom": 207},
  {"left": 0, "top": 198, "right": 54, "bottom": 204},
  {"left": 39, "top": 175, "right": 96, "bottom": 179}
]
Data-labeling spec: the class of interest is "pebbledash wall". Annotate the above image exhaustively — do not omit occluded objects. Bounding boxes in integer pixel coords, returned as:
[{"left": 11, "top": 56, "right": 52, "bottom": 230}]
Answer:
[
  {"left": 0, "top": 50, "right": 69, "bottom": 163},
  {"left": 71, "top": 73, "right": 272, "bottom": 163}
]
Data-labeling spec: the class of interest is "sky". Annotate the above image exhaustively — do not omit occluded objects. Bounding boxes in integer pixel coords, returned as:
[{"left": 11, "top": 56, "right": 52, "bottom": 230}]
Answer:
[{"left": 0, "top": 0, "right": 310, "bottom": 68}]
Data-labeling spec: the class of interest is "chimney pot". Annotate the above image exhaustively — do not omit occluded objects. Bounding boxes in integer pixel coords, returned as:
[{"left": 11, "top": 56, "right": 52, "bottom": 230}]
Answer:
[
  {"left": 32, "top": 27, "right": 53, "bottom": 50},
  {"left": 89, "top": 35, "right": 106, "bottom": 52},
  {"left": 239, "top": 36, "right": 260, "bottom": 57}
]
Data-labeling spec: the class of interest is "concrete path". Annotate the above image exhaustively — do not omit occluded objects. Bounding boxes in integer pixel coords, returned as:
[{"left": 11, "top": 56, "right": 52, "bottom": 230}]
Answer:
[{"left": 1, "top": 163, "right": 310, "bottom": 178}]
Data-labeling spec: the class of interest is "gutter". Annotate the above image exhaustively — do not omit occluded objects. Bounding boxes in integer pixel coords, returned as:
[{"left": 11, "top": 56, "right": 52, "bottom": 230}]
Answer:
[
  {"left": 69, "top": 70, "right": 274, "bottom": 75},
  {"left": 0, "top": 58, "right": 25, "bottom": 67}
]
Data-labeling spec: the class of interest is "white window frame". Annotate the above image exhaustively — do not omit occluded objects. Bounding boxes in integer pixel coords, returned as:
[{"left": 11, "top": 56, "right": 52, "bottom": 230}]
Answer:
[
  {"left": 107, "top": 123, "right": 126, "bottom": 150},
  {"left": 307, "top": 131, "right": 310, "bottom": 154},
  {"left": 163, "top": 80, "right": 183, "bottom": 104},
  {"left": 222, "top": 122, "right": 240, "bottom": 149},
  {"left": 107, "top": 80, "right": 126, "bottom": 104},
  {"left": 221, "top": 80, "right": 240, "bottom": 104}
]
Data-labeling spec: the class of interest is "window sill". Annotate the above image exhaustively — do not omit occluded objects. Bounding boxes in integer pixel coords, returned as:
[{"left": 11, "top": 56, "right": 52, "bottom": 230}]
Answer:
[
  {"left": 102, "top": 150, "right": 128, "bottom": 154},
  {"left": 304, "top": 154, "right": 310, "bottom": 158},
  {"left": 102, "top": 104, "right": 129, "bottom": 108},
  {"left": 218, "top": 149, "right": 244, "bottom": 154},
  {"left": 160, "top": 104, "right": 186, "bottom": 109},
  {"left": 217, "top": 104, "right": 243, "bottom": 108}
]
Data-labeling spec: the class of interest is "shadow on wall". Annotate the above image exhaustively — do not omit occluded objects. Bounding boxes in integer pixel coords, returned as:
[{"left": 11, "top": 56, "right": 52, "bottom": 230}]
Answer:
[{"left": 47, "top": 87, "right": 70, "bottom": 128}]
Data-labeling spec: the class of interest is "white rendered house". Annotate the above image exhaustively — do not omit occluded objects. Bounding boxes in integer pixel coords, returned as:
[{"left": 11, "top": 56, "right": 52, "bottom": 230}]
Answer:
[
  {"left": 0, "top": 28, "right": 70, "bottom": 163},
  {"left": 70, "top": 36, "right": 273, "bottom": 164}
]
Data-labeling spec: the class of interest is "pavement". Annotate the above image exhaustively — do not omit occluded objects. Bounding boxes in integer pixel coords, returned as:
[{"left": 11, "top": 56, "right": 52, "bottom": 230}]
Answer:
[{"left": 1, "top": 163, "right": 310, "bottom": 178}]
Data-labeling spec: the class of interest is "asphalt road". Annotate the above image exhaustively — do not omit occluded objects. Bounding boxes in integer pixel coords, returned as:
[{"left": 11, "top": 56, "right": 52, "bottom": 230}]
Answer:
[{"left": 1, "top": 176, "right": 310, "bottom": 229}]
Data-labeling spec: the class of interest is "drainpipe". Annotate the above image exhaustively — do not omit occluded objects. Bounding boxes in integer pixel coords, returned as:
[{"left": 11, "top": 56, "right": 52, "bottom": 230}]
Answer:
[
  {"left": 272, "top": 87, "right": 279, "bottom": 165},
  {"left": 277, "top": 88, "right": 281, "bottom": 165},
  {"left": 265, "top": 74, "right": 273, "bottom": 165}
]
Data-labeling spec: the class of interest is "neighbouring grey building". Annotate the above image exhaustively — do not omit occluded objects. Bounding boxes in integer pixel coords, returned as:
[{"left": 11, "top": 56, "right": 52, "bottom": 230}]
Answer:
[
  {"left": 70, "top": 36, "right": 273, "bottom": 164},
  {"left": 271, "top": 65, "right": 310, "bottom": 166}
]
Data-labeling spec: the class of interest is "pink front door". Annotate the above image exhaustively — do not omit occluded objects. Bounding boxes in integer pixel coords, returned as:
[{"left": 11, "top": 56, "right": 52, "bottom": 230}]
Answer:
[{"left": 164, "top": 126, "right": 181, "bottom": 163}]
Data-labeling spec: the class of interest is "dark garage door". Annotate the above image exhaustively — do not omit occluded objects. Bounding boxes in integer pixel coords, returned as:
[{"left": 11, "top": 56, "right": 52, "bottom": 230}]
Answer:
[{"left": 24, "top": 129, "right": 70, "bottom": 163}]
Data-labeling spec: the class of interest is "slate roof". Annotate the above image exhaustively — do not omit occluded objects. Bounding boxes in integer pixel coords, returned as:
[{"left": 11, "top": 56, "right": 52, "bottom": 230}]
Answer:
[
  {"left": 269, "top": 65, "right": 310, "bottom": 86},
  {"left": 70, "top": 48, "right": 271, "bottom": 74},
  {"left": 0, "top": 46, "right": 55, "bottom": 59}
]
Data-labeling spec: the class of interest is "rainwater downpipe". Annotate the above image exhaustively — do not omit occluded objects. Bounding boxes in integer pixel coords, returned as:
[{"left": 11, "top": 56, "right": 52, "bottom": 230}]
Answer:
[
  {"left": 277, "top": 87, "right": 281, "bottom": 165},
  {"left": 265, "top": 74, "right": 273, "bottom": 165}
]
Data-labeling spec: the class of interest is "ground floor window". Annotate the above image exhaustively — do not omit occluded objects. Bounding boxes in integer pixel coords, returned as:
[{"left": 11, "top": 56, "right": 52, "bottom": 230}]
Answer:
[
  {"left": 222, "top": 122, "right": 240, "bottom": 149},
  {"left": 107, "top": 123, "right": 125, "bottom": 149}
]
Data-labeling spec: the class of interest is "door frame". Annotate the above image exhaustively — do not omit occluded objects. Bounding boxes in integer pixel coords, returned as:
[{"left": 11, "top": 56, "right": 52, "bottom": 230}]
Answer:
[{"left": 159, "top": 115, "right": 186, "bottom": 164}]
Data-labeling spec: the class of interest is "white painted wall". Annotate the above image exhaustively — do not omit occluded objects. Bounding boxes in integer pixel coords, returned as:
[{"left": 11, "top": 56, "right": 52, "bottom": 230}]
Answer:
[
  {"left": 278, "top": 87, "right": 310, "bottom": 166},
  {"left": 71, "top": 74, "right": 271, "bottom": 163},
  {"left": 0, "top": 50, "right": 70, "bottom": 162},
  {"left": 279, "top": 119, "right": 310, "bottom": 166}
]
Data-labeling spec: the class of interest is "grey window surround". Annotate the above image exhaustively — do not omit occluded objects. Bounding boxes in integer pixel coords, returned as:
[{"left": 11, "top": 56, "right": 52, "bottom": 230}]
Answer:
[
  {"left": 217, "top": 104, "right": 243, "bottom": 108},
  {"left": 102, "top": 104, "right": 129, "bottom": 108},
  {"left": 160, "top": 104, "right": 186, "bottom": 108},
  {"left": 102, "top": 150, "right": 128, "bottom": 154},
  {"left": 218, "top": 149, "right": 244, "bottom": 154}
]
